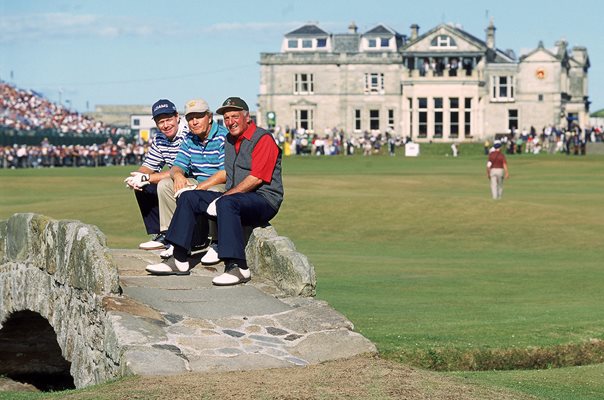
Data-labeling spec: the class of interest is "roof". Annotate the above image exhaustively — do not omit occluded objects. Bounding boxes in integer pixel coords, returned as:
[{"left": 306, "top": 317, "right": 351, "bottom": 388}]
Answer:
[
  {"left": 405, "top": 23, "right": 515, "bottom": 63},
  {"left": 333, "top": 34, "right": 360, "bottom": 53},
  {"left": 364, "top": 24, "right": 397, "bottom": 36},
  {"left": 285, "top": 24, "right": 329, "bottom": 37}
]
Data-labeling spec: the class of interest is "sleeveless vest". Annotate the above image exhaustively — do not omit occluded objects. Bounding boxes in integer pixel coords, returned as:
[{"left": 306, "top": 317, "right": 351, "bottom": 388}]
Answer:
[{"left": 225, "top": 127, "right": 284, "bottom": 211}]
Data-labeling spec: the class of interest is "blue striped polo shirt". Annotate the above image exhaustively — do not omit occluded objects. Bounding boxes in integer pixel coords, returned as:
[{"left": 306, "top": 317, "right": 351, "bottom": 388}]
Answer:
[
  {"left": 173, "top": 122, "right": 226, "bottom": 182},
  {"left": 142, "top": 124, "right": 188, "bottom": 172}
]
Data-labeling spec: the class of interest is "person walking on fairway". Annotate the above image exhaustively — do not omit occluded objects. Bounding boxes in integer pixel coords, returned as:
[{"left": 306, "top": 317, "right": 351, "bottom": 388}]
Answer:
[{"left": 486, "top": 140, "right": 510, "bottom": 199}]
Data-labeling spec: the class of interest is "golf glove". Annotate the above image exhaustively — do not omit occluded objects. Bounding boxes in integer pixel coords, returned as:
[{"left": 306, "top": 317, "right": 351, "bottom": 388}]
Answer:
[{"left": 124, "top": 172, "right": 150, "bottom": 189}]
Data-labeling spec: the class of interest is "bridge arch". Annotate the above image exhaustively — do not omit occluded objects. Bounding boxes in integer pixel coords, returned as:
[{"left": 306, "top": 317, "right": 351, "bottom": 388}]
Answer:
[
  {"left": 0, "top": 310, "right": 74, "bottom": 390},
  {"left": 0, "top": 213, "right": 121, "bottom": 388}
]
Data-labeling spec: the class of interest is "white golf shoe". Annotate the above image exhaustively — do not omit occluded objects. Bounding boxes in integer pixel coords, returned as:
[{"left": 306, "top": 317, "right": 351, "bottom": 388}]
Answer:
[
  {"left": 139, "top": 233, "right": 168, "bottom": 250},
  {"left": 201, "top": 244, "right": 220, "bottom": 265},
  {"left": 212, "top": 264, "right": 251, "bottom": 286}
]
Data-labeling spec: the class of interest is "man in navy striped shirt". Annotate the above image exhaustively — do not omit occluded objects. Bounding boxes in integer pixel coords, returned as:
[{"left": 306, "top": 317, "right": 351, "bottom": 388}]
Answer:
[
  {"left": 124, "top": 99, "right": 187, "bottom": 250},
  {"left": 151, "top": 99, "right": 227, "bottom": 261}
]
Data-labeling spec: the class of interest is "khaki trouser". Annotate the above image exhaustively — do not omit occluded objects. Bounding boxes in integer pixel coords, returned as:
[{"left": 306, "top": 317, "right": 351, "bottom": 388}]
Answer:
[
  {"left": 489, "top": 168, "right": 504, "bottom": 200},
  {"left": 157, "top": 177, "right": 225, "bottom": 238}
]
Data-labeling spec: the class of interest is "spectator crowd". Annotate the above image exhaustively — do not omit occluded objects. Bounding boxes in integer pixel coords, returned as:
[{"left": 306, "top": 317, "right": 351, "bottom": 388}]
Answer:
[
  {"left": 487, "top": 125, "right": 604, "bottom": 156},
  {"left": 1, "top": 81, "right": 115, "bottom": 135},
  {"left": 0, "top": 137, "right": 147, "bottom": 169}
]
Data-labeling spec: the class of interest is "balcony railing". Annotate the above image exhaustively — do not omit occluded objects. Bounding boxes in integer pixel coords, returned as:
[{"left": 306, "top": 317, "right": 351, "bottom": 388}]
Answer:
[{"left": 407, "top": 68, "right": 480, "bottom": 80}]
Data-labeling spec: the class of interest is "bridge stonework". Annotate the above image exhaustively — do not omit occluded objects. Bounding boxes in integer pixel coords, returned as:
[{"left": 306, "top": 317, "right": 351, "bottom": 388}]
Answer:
[
  {"left": 0, "top": 213, "right": 121, "bottom": 387},
  {"left": 1, "top": 213, "right": 374, "bottom": 390}
]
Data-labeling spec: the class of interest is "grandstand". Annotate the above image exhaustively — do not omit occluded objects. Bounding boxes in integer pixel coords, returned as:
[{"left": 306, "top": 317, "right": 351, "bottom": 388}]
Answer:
[{"left": 0, "top": 81, "right": 131, "bottom": 146}]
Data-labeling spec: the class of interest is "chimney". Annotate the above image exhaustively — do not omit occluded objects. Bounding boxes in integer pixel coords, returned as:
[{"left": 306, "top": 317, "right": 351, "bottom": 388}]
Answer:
[
  {"left": 410, "top": 24, "right": 419, "bottom": 40},
  {"left": 555, "top": 39, "right": 568, "bottom": 58},
  {"left": 348, "top": 21, "right": 358, "bottom": 34},
  {"left": 485, "top": 18, "right": 496, "bottom": 49},
  {"left": 572, "top": 46, "right": 587, "bottom": 65}
]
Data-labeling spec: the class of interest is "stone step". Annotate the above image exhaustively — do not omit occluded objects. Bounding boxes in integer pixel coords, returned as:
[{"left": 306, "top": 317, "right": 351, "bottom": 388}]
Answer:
[{"left": 106, "top": 249, "right": 377, "bottom": 376}]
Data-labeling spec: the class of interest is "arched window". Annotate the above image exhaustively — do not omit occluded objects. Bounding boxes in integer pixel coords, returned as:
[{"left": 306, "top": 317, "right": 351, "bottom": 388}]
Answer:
[{"left": 430, "top": 35, "right": 457, "bottom": 48}]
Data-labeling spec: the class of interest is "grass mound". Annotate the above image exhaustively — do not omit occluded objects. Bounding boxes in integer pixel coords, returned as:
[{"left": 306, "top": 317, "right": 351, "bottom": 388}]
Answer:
[{"left": 391, "top": 339, "right": 604, "bottom": 371}]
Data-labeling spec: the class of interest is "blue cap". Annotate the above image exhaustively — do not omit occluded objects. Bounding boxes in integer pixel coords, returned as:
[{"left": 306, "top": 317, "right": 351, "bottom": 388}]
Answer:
[{"left": 151, "top": 99, "right": 177, "bottom": 118}]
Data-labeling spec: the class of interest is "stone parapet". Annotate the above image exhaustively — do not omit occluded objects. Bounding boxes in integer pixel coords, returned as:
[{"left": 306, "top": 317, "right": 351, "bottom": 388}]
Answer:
[
  {"left": 246, "top": 226, "right": 316, "bottom": 297},
  {"left": 0, "top": 213, "right": 121, "bottom": 387},
  {"left": 0, "top": 214, "right": 372, "bottom": 390}
]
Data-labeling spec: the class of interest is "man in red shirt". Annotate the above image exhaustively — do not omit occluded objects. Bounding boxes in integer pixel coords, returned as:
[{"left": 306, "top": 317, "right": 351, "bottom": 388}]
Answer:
[
  {"left": 486, "top": 140, "right": 510, "bottom": 199},
  {"left": 146, "top": 97, "right": 284, "bottom": 285}
]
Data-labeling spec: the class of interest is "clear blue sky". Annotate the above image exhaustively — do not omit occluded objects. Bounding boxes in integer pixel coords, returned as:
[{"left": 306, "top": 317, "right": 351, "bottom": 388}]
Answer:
[{"left": 2, "top": 0, "right": 602, "bottom": 114}]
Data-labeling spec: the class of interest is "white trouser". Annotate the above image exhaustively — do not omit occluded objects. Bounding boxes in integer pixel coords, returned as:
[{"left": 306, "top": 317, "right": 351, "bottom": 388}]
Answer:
[{"left": 489, "top": 168, "right": 504, "bottom": 200}]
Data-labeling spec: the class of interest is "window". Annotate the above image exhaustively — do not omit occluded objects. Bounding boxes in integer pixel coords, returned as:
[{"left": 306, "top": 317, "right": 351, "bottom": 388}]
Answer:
[
  {"left": 418, "top": 97, "right": 427, "bottom": 138},
  {"left": 368, "top": 37, "right": 390, "bottom": 48},
  {"left": 295, "top": 109, "right": 314, "bottom": 131},
  {"left": 287, "top": 38, "right": 328, "bottom": 50},
  {"left": 491, "top": 75, "right": 515, "bottom": 101},
  {"left": 434, "top": 98, "right": 443, "bottom": 138},
  {"left": 464, "top": 98, "right": 472, "bottom": 138},
  {"left": 508, "top": 109, "right": 518, "bottom": 132},
  {"left": 432, "top": 57, "right": 445, "bottom": 77},
  {"left": 449, "top": 98, "right": 459, "bottom": 138},
  {"left": 133, "top": 118, "right": 140, "bottom": 127},
  {"left": 294, "top": 73, "right": 314, "bottom": 94},
  {"left": 538, "top": 94, "right": 543, "bottom": 101},
  {"left": 364, "top": 73, "right": 384, "bottom": 94},
  {"left": 448, "top": 58, "right": 459, "bottom": 77},
  {"left": 369, "top": 109, "right": 380, "bottom": 131},
  {"left": 408, "top": 98, "right": 413, "bottom": 138},
  {"left": 430, "top": 34, "right": 457, "bottom": 48},
  {"left": 354, "top": 109, "right": 361, "bottom": 131},
  {"left": 462, "top": 58, "right": 473, "bottom": 76},
  {"left": 388, "top": 109, "right": 394, "bottom": 130}
]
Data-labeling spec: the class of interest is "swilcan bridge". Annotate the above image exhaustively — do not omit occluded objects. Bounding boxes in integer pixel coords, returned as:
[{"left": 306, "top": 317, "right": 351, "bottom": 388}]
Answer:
[{"left": 0, "top": 213, "right": 375, "bottom": 390}]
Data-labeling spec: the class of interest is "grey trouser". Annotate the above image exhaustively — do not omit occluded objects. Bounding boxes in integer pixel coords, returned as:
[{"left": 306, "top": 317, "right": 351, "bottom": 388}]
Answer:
[
  {"left": 489, "top": 168, "right": 504, "bottom": 200},
  {"left": 157, "top": 177, "right": 225, "bottom": 238}
]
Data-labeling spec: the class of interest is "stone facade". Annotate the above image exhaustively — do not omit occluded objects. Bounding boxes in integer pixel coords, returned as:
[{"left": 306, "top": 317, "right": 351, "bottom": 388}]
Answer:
[{"left": 257, "top": 21, "right": 590, "bottom": 142}]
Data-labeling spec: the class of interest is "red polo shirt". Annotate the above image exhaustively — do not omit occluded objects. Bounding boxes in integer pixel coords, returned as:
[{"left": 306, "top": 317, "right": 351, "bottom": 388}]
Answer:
[{"left": 234, "top": 121, "right": 279, "bottom": 183}]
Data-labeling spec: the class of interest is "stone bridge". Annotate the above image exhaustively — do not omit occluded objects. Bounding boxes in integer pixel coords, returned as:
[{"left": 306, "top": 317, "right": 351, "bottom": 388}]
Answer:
[{"left": 0, "top": 213, "right": 375, "bottom": 390}]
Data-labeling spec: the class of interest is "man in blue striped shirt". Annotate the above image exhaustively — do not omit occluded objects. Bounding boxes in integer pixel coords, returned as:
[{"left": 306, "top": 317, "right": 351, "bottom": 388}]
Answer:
[
  {"left": 151, "top": 99, "right": 227, "bottom": 261},
  {"left": 124, "top": 99, "right": 187, "bottom": 250}
]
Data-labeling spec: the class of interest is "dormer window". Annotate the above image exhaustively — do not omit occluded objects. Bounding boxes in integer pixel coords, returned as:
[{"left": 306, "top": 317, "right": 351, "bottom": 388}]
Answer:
[
  {"left": 368, "top": 37, "right": 391, "bottom": 48},
  {"left": 286, "top": 37, "right": 329, "bottom": 50},
  {"left": 430, "top": 34, "right": 457, "bottom": 48}
]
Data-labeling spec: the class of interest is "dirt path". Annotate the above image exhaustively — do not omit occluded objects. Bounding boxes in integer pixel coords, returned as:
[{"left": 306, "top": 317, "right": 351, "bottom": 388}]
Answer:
[{"left": 23, "top": 355, "right": 536, "bottom": 400}]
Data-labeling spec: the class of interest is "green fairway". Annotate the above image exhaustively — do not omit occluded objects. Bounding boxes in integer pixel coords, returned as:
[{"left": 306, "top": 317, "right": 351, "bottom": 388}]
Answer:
[{"left": 1, "top": 151, "right": 603, "bottom": 399}]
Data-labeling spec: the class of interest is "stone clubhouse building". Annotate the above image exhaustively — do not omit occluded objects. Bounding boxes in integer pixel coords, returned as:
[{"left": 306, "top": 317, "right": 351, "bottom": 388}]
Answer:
[{"left": 257, "top": 20, "right": 590, "bottom": 142}]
